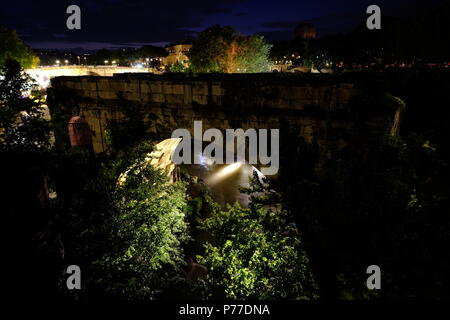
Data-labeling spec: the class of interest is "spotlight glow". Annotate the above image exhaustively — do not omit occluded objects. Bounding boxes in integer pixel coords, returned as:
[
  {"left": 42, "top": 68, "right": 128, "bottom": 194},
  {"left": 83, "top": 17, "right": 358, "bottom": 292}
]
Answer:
[{"left": 206, "top": 162, "right": 243, "bottom": 185}]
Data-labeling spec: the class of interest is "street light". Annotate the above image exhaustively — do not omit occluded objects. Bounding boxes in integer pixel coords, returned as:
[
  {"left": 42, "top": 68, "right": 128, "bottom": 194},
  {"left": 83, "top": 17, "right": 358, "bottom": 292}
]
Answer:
[{"left": 104, "top": 60, "right": 109, "bottom": 65}]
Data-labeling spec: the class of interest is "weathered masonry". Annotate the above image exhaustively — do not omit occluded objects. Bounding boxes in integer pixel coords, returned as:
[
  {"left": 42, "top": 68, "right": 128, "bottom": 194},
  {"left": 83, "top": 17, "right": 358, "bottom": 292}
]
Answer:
[{"left": 47, "top": 73, "right": 395, "bottom": 163}]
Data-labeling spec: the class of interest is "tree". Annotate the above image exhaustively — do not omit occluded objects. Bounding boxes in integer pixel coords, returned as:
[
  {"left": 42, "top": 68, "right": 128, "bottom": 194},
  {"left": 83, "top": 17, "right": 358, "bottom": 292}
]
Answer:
[
  {"left": 236, "top": 35, "right": 272, "bottom": 73},
  {"left": 0, "top": 26, "right": 39, "bottom": 68},
  {"left": 168, "top": 61, "right": 190, "bottom": 73},
  {"left": 197, "top": 190, "right": 319, "bottom": 300},
  {"left": 190, "top": 25, "right": 272, "bottom": 73},
  {"left": 54, "top": 142, "right": 191, "bottom": 300},
  {"left": 0, "top": 59, "right": 50, "bottom": 152},
  {"left": 0, "top": 58, "right": 52, "bottom": 301},
  {"left": 93, "top": 151, "right": 190, "bottom": 299}
]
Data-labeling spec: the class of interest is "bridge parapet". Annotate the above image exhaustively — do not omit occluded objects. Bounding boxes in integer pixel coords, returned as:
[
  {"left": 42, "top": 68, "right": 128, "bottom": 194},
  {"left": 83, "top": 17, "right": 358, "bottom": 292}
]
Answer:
[{"left": 25, "top": 66, "right": 155, "bottom": 88}]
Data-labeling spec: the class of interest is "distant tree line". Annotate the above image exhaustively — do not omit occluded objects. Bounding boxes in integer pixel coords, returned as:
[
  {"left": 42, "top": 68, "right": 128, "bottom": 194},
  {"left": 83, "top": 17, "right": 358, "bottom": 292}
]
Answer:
[{"left": 87, "top": 45, "right": 167, "bottom": 66}]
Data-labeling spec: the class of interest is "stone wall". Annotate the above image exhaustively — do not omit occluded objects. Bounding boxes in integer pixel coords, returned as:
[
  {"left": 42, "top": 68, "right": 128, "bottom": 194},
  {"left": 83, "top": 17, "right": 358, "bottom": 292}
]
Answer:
[{"left": 47, "top": 73, "right": 390, "bottom": 165}]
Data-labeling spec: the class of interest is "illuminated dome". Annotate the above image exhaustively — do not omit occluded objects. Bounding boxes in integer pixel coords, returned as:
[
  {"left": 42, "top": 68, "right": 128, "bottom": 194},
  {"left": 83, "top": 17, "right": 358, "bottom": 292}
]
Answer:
[{"left": 294, "top": 22, "right": 317, "bottom": 39}]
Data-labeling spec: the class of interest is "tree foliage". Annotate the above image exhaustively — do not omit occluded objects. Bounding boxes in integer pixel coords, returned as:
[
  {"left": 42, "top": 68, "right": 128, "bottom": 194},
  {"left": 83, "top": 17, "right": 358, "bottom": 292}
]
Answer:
[
  {"left": 0, "top": 26, "right": 39, "bottom": 68},
  {"left": 190, "top": 25, "right": 272, "bottom": 73},
  {"left": 53, "top": 142, "right": 190, "bottom": 300},
  {"left": 168, "top": 61, "right": 190, "bottom": 73},
  {"left": 0, "top": 59, "right": 50, "bottom": 152},
  {"left": 197, "top": 190, "right": 318, "bottom": 300},
  {"left": 93, "top": 149, "right": 190, "bottom": 299},
  {"left": 1, "top": 58, "right": 52, "bottom": 301}
]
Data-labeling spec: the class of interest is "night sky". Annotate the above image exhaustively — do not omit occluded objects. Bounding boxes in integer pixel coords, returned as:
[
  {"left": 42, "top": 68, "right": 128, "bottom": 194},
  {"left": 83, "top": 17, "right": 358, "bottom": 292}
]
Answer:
[{"left": 0, "top": 0, "right": 446, "bottom": 50}]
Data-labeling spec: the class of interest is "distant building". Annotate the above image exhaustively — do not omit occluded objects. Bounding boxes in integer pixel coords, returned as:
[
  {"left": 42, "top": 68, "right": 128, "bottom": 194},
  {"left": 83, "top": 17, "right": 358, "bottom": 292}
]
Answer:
[
  {"left": 294, "top": 22, "right": 317, "bottom": 39},
  {"left": 162, "top": 43, "right": 192, "bottom": 65}
]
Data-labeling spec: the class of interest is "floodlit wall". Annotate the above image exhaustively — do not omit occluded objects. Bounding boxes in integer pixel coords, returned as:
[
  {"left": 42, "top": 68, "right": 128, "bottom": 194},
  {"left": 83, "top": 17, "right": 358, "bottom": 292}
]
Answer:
[{"left": 47, "top": 73, "right": 389, "bottom": 168}]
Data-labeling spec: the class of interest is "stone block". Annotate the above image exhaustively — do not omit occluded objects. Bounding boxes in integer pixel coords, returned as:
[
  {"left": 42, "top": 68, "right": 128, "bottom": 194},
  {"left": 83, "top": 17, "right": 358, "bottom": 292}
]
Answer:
[
  {"left": 96, "top": 79, "right": 110, "bottom": 91},
  {"left": 65, "top": 80, "right": 82, "bottom": 90},
  {"left": 288, "top": 99, "right": 308, "bottom": 110},
  {"left": 192, "top": 82, "right": 208, "bottom": 95},
  {"left": 162, "top": 83, "right": 174, "bottom": 94},
  {"left": 139, "top": 81, "right": 151, "bottom": 94},
  {"left": 150, "top": 82, "right": 163, "bottom": 93},
  {"left": 211, "top": 95, "right": 223, "bottom": 106},
  {"left": 110, "top": 80, "right": 126, "bottom": 92},
  {"left": 97, "top": 90, "right": 117, "bottom": 100},
  {"left": 123, "top": 81, "right": 140, "bottom": 93},
  {"left": 151, "top": 93, "right": 165, "bottom": 103},
  {"left": 193, "top": 95, "right": 208, "bottom": 105},
  {"left": 172, "top": 84, "right": 185, "bottom": 95},
  {"left": 165, "top": 94, "right": 184, "bottom": 106},
  {"left": 211, "top": 84, "right": 223, "bottom": 96}
]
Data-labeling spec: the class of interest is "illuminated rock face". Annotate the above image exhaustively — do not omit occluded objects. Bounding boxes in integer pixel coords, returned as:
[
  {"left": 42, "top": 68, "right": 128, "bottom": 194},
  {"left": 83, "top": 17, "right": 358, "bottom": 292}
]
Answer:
[
  {"left": 147, "top": 138, "right": 182, "bottom": 183},
  {"left": 117, "top": 138, "right": 182, "bottom": 185}
]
